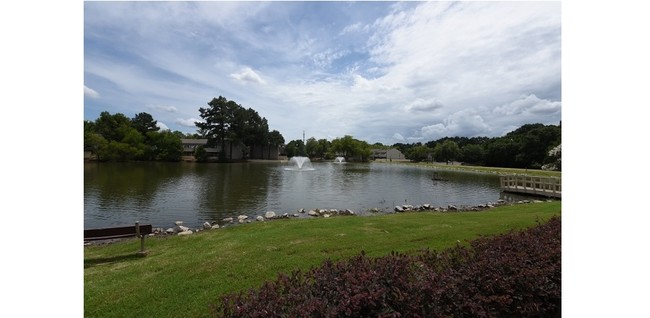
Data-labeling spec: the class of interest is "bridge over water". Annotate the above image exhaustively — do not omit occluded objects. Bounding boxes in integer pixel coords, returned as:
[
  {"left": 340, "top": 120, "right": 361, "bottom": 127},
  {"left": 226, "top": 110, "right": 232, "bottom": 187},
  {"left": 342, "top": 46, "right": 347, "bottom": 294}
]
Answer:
[{"left": 500, "top": 175, "right": 561, "bottom": 198}]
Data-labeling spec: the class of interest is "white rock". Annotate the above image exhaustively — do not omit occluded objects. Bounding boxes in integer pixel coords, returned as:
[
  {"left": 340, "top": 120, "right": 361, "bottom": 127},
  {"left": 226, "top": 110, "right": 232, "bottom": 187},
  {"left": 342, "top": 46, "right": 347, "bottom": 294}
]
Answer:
[
  {"left": 256, "top": 216, "right": 265, "bottom": 222},
  {"left": 175, "top": 221, "right": 183, "bottom": 226},
  {"left": 211, "top": 224, "right": 220, "bottom": 230},
  {"left": 177, "top": 230, "right": 193, "bottom": 236},
  {"left": 238, "top": 215, "right": 248, "bottom": 220},
  {"left": 203, "top": 222, "right": 212, "bottom": 230},
  {"left": 176, "top": 225, "right": 190, "bottom": 232},
  {"left": 323, "top": 214, "right": 331, "bottom": 218},
  {"left": 165, "top": 228, "right": 175, "bottom": 234},
  {"left": 308, "top": 210, "right": 319, "bottom": 216},
  {"left": 265, "top": 211, "right": 276, "bottom": 219},
  {"left": 222, "top": 217, "right": 234, "bottom": 223}
]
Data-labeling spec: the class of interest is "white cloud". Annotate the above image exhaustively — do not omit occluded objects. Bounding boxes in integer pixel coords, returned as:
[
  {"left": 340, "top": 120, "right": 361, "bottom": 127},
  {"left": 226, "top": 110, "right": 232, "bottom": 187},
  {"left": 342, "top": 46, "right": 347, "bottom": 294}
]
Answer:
[
  {"left": 84, "top": 85, "right": 100, "bottom": 99},
  {"left": 312, "top": 49, "right": 350, "bottom": 68},
  {"left": 352, "top": 74, "right": 372, "bottom": 90},
  {"left": 176, "top": 118, "right": 203, "bottom": 128},
  {"left": 420, "top": 110, "right": 491, "bottom": 140},
  {"left": 340, "top": 22, "right": 364, "bottom": 35},
  {"left": 230, "top": 67, "right": 266, "bottom": 85},
  {"left": 147, "top": 104, "right": 177, "bottom": 112},
  {"left": 392, "top": 132, "right": 405, "bottom": 141},
  {"left": 405, "top": 98, "right": 443, "bottom": 113},
  {"left": 494, "top": 94, "right": 561, "bottom": 116},
  {"left": 84, "top": 2, "right": 560, "bottom": 145},
  {"left": 156, "top": 122, "right": 170, "bottom": 131},
  {"left": 420, "top": 124, "right": 447, "bottom": 139}
]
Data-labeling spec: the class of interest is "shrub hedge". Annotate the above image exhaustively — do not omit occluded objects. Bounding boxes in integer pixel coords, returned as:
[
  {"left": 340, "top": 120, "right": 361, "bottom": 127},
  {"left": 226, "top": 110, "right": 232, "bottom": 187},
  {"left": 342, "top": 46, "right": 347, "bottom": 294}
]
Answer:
[{"left": 213, "top": 216, "right": 561, "bottom": 317}]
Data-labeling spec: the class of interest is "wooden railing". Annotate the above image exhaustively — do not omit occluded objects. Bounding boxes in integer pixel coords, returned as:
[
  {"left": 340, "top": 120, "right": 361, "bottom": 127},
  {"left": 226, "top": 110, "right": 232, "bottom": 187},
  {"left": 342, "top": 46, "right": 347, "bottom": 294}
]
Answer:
[{"left": 500, "top": 175, "right": 561, "bottom": 198}]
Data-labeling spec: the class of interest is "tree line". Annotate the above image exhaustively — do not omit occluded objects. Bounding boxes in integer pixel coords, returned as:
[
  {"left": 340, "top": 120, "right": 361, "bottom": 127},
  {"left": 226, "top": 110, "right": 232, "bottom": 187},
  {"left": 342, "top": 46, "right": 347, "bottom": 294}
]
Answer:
[
  {"left": 84, "top": 96, "right": 286, "bottom": 162},
  {"left": 84, "top": 95, "right": 560, "bottom": 170},
  {"left": 84, "top": 111, "right": 185, "bottom": 161},
  {"left": 393, "top": 123, "right": 561, "bottom": 170},
  {"left": 284, "top": 135, "right": 374, "bottom": 162},
  {"left": 286, "top": 123, "right": 560, "bottom": 170}
]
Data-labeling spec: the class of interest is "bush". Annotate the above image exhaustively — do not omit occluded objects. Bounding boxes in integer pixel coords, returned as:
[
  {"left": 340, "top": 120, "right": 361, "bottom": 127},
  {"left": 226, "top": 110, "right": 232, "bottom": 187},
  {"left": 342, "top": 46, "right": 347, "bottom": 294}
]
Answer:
[{"left": 212, "top": 217, "right": 561, "bottom": 317}]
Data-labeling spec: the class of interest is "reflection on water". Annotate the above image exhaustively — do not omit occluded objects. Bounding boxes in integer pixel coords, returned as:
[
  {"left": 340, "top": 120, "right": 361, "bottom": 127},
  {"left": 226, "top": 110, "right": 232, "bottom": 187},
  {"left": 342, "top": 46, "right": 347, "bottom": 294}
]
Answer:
[{"left": 85, "top": 162, "right": 541, "bottom": 229}]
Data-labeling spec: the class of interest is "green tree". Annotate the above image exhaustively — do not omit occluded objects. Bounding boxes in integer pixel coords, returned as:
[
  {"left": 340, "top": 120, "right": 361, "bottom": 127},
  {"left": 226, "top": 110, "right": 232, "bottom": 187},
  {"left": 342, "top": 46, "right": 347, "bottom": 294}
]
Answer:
[
  {"left": 131, "top": 112, "right": 159, "bottom": 137},
  {"left": 485, "top": 138, "right": 519, "bottom": 167},
  {"left": 147, "top": 130, "right": 182, "bottom": 161},
  {"left": 84, "top": 131, "right": 108, "bottom": 160},
  {"left": 121, "top": 126, "right": 147, "bottom": 160},
  {"left": 542, "top": 144, "right": 561, "bottom": 171},
  {"left": 86, "top": 111, "right": 183, "bottom": 162},
  {"left": 229, "top": 104, "right": 248, "bottom": 160},
  {"left": 331, "top": 135, "right": 356, "bottom": 159},
  {"left": 285, "top": 139, "right": 305, "bottom": 157},
  {"left": 268, "top": 130, "right": 285, "bottom": 159},
  {"left": 318, "top": 139, "right": 331, "bottom": 159},
  {"left": 355, "top": 139, "right": 372, "bottom": 162},
  {"left": 95, "top": 111, "right": 132, "bottom": 142},
  {"left": 305, "top": 137, "right": 319, "bottom": 158},
  {"left": 460, "top": 144, "right": 485, "bottom": 164},
  {"left": 407, "top": 145, "right": 432, "bottom": 162},
  {"left": 516, "top": 125, "right": 561, "bottom": 168},
  {"left": 331, "top": 135, "right": 372, "bottom": 161},
  {"left": 102, "top": 141, "right": 140, "bottom": 161},
  {"left": 433, "top": 140, "right": 461, "bottom": 163},
  {"left": 244, "top": 109, "right": 269, "bottom": 159},
  {"left": 194, "top": 145, "right": 208, "bottom": 162},
  {"left": 196, "top": 96, "right": 234, "bottom": 161}
]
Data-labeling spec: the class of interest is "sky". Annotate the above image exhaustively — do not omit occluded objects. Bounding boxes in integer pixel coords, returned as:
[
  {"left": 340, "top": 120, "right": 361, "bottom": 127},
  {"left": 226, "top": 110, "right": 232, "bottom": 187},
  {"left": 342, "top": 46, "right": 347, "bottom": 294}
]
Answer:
[{"left": 84, "top": 1, "right": 561, "bottom": 145}]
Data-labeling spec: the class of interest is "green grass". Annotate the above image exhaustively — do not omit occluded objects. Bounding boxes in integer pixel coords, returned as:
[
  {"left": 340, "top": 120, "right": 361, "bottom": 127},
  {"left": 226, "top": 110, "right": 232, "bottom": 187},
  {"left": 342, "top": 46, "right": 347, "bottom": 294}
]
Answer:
[
  {"left": 84, "top": 201, "right": 561, "bottom": 317},
  {"left": 404, "top": 162, "right": 562, "bottom": 177}
]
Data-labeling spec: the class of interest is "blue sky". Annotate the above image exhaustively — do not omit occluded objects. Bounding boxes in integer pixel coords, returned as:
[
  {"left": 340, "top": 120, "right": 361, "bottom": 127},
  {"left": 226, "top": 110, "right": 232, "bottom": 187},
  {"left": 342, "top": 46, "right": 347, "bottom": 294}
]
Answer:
[{"left": 84, "top": 1, "right": 561, "bottom": 145}]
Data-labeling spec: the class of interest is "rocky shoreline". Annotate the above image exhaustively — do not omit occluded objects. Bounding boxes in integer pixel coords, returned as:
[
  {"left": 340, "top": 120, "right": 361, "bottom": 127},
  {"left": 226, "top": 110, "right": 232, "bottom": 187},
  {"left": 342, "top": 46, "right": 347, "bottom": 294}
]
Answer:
[
  {"left": 84, "top": 199, "right": 555, "bottom": 245},
  {"left": 143, "top": 198, "right": 555, "bottom": 238}
]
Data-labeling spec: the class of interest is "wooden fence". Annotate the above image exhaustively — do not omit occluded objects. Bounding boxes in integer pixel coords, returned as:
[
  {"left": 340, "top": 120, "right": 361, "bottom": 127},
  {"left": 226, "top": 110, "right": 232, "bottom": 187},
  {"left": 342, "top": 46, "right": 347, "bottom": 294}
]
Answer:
[{"left": 500, "top": 175, "right": 561, "bottom": 198}]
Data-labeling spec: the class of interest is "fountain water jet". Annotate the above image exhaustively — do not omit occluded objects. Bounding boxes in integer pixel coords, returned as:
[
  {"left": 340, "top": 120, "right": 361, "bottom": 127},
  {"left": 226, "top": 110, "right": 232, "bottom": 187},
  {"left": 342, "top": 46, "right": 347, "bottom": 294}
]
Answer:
[
  {"left": 334, "top": 157, "right": 346, "bottom": 164},
  {"left": 285, "top": 156, "right": 315, "bottom": 171}
]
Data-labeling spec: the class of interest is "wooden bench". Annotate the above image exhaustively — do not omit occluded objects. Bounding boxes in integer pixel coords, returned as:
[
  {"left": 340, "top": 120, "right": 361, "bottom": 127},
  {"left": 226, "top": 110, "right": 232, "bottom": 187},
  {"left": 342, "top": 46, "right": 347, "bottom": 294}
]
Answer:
[{"left": 84, "top": 222, "right": 153, "bottom": 256}]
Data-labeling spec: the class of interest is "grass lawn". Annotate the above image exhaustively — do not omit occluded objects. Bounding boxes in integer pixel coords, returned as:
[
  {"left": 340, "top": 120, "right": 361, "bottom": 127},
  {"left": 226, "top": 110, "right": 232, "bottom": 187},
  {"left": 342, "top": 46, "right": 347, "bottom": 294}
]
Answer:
[
  {"left": 399, "top": 161, "right": 562, "bottom": 177},
  {"left": 84, "top": 201, "right": 561, "bottom": 317}
]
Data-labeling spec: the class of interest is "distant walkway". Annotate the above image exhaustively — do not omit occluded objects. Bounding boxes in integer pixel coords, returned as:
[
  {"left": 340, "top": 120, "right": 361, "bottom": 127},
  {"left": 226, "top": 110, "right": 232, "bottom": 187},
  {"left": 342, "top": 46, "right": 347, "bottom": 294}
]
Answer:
[{"left": 500, "top": 175, "right": 561, "bottom": 198}]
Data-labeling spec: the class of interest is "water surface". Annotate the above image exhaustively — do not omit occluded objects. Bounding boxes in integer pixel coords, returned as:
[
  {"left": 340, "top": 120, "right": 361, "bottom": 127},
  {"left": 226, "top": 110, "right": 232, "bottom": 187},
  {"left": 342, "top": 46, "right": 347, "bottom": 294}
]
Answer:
[{"left": 84, "top": 161, "right": 531, "bottom": 229}]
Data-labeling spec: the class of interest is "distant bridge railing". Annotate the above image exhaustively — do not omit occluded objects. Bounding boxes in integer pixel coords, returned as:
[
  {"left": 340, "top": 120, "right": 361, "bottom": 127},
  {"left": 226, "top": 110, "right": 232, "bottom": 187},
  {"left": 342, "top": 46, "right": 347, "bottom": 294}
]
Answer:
[{"left": 500, "top": 175, "right": 561, "bottom": 198}]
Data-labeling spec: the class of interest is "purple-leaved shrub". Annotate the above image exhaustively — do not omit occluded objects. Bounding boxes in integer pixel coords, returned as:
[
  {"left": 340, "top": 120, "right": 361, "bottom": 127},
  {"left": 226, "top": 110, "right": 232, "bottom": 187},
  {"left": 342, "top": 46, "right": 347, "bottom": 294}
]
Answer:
[{"left": 213, "top": 216, "right": 561, "bottom": 317}]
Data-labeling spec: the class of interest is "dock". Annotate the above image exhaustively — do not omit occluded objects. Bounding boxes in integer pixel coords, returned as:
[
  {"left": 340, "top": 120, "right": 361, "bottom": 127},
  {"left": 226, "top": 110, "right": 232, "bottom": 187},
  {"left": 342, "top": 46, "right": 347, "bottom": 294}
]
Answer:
[{"left": 500, "top": 175, "right": 561, "bottom": 198}]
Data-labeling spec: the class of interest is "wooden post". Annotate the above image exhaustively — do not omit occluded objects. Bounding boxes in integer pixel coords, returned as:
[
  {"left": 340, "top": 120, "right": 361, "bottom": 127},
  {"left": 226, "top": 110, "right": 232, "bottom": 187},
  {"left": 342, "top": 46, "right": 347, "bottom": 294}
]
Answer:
[{"left": 136, "top": 221, "right": 148, "bottom": 256}]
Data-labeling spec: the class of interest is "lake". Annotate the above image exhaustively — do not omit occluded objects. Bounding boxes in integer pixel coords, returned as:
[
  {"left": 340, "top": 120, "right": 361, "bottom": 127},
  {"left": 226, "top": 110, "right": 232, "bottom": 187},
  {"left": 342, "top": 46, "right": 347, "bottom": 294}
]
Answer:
[{"left": 84, "top": 160, "right": 532, "bottom": 229}]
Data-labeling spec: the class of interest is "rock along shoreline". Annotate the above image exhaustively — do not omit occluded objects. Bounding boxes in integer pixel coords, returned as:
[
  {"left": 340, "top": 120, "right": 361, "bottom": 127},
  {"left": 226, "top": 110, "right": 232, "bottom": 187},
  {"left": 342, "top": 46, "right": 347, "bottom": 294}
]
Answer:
[{"left": 84, "top": 199, "right": 556, "bottom": 245}]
